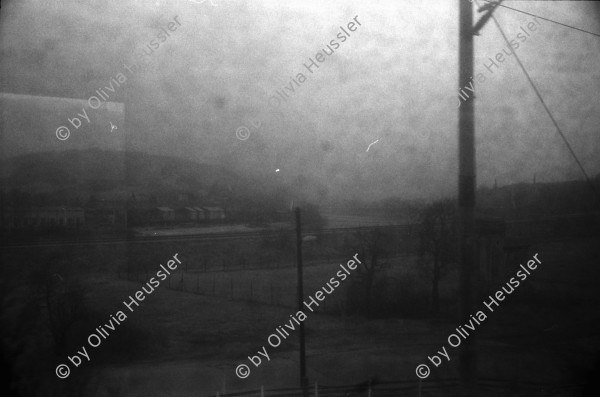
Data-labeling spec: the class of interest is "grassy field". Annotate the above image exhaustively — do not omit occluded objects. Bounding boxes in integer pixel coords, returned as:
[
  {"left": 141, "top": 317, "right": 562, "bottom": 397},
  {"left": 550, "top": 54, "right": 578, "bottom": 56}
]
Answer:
[
  {"left": 2, "top": 234, "right": 600, "bottom": 396},
  {"left": 79, "top": 236, "right": 600, "bottom": 395}
]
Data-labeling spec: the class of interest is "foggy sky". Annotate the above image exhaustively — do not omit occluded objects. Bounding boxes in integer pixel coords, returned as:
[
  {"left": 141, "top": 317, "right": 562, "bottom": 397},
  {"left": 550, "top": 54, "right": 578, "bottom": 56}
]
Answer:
[{"left": 1, "top": 0, "right": 599, "bottom": 203}]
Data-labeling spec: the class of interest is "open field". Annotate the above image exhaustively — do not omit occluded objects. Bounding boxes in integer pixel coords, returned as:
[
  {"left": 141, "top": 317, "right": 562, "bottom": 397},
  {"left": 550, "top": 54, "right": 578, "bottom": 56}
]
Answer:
[
  {"left": 78, "top": 234, "right": 599, "bottom": 396},
  {"left": 2, "top": 230, "right": 600, "bottom": 396}
]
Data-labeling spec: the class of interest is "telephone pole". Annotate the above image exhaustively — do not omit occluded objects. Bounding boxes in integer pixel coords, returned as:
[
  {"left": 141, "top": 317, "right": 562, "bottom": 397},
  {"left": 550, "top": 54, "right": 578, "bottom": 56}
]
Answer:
[
  {"left": 458, "top": 1, "right": 503, "bottom": 395},
  {"left": 458, "top": 0, "right": 477, "bottom": 393},
  {"left": 295, "top": 207, "right": 309, "bottom": 397}
]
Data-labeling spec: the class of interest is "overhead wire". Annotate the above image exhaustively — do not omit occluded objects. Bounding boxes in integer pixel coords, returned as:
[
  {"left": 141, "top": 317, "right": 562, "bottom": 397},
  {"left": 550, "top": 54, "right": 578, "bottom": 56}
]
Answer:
[
  {"left": 474, "top": 0, "right": 600, "bottom": 202},
  {"left": 481, "top": 0, "right": 600, "bottom": 38}
]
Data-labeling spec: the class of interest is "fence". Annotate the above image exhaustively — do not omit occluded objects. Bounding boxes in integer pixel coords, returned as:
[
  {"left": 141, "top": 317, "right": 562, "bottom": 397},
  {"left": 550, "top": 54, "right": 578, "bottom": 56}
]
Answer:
[
  {"left": 116, "top": 251, "right": 393, "bottom": 313},
  {"left": 209, "top": 378, "right": 583, "bottom": 397},
  {"left": 119, "top": 267, "right": 341, "bottom": 311}
]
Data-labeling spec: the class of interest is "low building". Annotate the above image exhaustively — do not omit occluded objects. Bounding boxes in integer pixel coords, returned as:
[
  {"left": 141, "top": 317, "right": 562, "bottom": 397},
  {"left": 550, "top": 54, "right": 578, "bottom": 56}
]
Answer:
[
  {"left": 202, "top": 206, "right": 225, "bottom": 221},
  {"left": 192, "top": 206, "right": 207, "bottom": 222},
  {"left": 154, "top": 207, "right": 175, "bottom": 223},
  {"left": 85, "top": 200, "right": 127, "bottom": 227},
  {"left": 175, "top": 207, "right": 197, "bottom": 223},
  {"left": 2, "top": 206, "right": 85, "bottom": 230}
]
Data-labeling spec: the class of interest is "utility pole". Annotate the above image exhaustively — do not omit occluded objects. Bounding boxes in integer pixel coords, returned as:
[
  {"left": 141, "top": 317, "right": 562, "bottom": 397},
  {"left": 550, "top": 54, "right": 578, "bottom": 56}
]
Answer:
[
  {"left": 458, "top": 0, "right": 476, "bottom": 395},
  {"left": 295, "top": 207, "right": 309, "bottom": 397},
  {"left": 458, "top": 1, "right": 503, "bottom": 395}
]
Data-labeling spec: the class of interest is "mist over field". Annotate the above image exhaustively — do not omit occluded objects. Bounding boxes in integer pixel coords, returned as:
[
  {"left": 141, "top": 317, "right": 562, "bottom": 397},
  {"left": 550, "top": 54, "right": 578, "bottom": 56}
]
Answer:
[{"left": 2, "top": 0, "right": 599, "bottom": 202}]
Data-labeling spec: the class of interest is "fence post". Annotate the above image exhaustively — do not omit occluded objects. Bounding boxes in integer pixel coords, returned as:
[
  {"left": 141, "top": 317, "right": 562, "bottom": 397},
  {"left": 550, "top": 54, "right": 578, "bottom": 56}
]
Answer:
[
  {"left": 314, "top": 382, "right": 318, "bottom": 397},
  {"left": 260, "top": 385, "right": 264, "bottom": 397}
]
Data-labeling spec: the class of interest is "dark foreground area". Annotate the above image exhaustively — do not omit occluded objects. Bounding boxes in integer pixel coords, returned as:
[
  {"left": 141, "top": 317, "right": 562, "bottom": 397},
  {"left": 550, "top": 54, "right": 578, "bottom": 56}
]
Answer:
[{"left": 1, "top": 225, "right": 599, "bottom": 396}]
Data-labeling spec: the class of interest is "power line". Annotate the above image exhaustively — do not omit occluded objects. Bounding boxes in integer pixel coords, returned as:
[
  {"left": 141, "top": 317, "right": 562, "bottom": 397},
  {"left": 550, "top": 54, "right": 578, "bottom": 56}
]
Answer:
[
  {"left": 481, "top": 0, "right": 600, "bottom": 38},
  {"left": 478, "top": 1, "right": 600, "bottom": 202}
]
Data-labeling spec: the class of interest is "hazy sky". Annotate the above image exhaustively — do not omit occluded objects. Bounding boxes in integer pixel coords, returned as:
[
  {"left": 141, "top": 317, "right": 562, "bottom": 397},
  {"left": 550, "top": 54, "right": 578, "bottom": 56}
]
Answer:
[{"left": 1, "top": 0, "right": 599, "bottom": 203}]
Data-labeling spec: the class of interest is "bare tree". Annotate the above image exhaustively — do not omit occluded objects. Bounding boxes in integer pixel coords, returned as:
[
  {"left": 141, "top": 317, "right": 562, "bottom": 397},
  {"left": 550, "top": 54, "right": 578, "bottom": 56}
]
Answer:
[
  {"left": 418, "top": 199, "right": 458, "bottom": 315},
  {"left": 346, "top": 227, "right": 395, "bottom": 317}
]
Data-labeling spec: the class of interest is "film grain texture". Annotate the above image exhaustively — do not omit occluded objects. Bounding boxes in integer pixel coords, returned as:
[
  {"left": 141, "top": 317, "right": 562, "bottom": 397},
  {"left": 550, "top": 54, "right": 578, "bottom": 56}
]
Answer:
[{"left": 1, "top": 1, "right": 600, "bottom": 396}]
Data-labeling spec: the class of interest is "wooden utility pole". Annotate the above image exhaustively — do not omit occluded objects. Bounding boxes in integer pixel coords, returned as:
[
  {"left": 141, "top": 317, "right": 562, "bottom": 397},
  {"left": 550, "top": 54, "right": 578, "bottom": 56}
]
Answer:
[
  {"left": 295, "top": 207, "right": 309, "bottom": 397},
  {"left": 458, "top": 0, "right": 476, "bottom": 395},
  {"left": 458, "top": 0, "right": 503, "bottom": 394}
]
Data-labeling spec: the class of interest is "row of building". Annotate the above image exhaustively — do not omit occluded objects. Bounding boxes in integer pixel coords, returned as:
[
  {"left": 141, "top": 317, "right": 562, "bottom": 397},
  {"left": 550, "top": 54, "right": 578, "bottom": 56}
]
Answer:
[
  {"left": 1, "top": 205, "right": 226, "bottom": 231},
  {"left": 132, "top": 206, "right": 225, "bottom": 224}
]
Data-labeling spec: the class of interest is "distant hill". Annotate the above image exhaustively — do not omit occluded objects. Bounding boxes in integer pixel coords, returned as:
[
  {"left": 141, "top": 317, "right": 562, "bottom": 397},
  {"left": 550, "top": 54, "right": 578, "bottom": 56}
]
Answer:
[
  {"left": 477, "top": 177, "right": 600, "bottom": 218},
  {"left": 0, "top": 149, "right": 282, "bottom": 207},
  {"left": 366, "top": 176, "right": 600, "bottom": 221}
]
